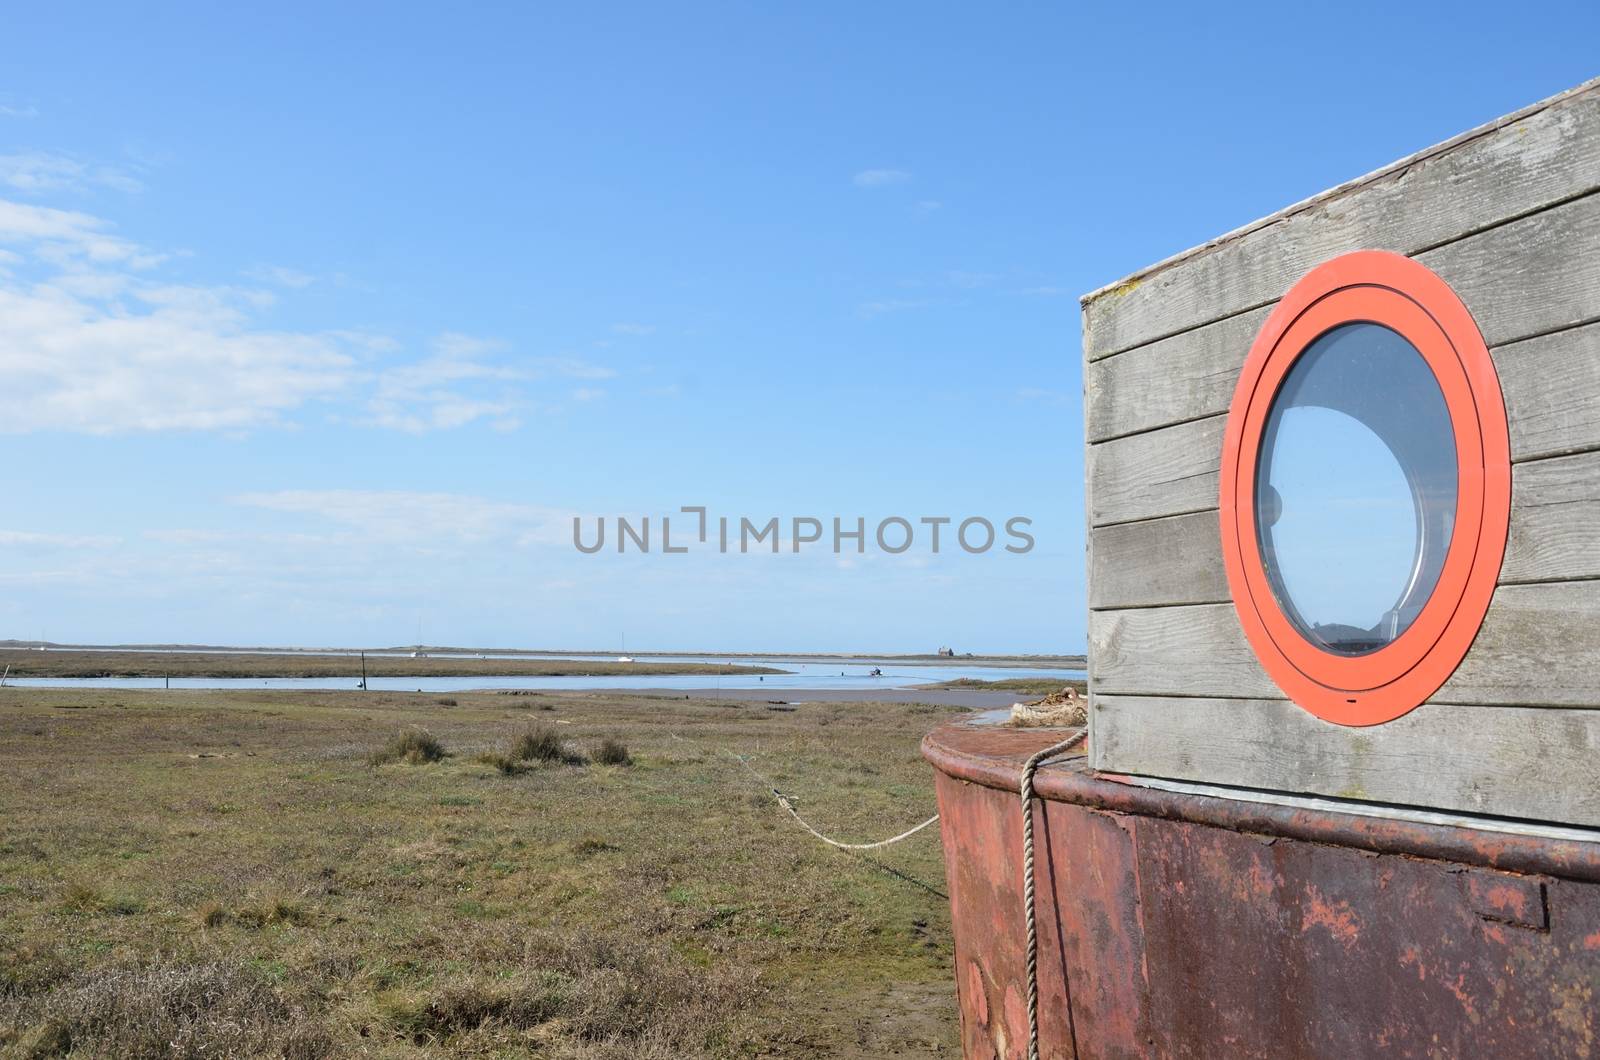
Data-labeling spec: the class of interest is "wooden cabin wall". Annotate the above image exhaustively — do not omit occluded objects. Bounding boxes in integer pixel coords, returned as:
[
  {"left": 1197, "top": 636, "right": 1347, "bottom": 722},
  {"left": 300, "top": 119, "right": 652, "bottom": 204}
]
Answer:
[{"left": 1082, "top": 80, "right": 1600, "bottom": 827}]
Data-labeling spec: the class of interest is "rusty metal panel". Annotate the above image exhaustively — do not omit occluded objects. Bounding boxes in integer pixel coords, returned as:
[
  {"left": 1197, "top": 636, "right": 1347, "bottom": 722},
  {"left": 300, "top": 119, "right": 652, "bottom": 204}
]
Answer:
[{"left": 925, "top": 717, "right": 1600, "bottom": 1059}]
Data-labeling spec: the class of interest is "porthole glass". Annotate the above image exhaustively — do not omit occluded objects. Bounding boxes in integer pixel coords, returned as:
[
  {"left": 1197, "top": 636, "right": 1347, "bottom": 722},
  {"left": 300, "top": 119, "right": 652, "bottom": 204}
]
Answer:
[{"left": 1254, "top": 323, "right": 1458, "bottom": 656}]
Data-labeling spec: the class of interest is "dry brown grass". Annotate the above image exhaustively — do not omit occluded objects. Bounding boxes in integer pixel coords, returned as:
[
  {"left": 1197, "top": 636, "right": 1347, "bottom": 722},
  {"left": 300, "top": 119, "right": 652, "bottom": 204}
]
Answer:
[
  {"left": 369, "top": 726, "right": 447, "bottom": 766},
  {"left": 594, "top": 738, "right": 632, "bottom": 766},
  {"left": 0, "top": 686, "right": 964, "bottom": 1057}
]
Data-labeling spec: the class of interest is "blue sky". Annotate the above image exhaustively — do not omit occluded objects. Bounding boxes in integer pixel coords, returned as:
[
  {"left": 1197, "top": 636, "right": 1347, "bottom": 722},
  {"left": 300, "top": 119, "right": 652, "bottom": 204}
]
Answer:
[{"left": 2, "top": 3, "right": 1596, "bottom": 653}]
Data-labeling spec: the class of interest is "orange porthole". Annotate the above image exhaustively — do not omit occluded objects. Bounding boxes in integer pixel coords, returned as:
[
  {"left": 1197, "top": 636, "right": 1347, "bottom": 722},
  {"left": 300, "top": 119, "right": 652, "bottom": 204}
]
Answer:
[{"left": 1219, "top": 251, "right": 1510, "bottom": 726}]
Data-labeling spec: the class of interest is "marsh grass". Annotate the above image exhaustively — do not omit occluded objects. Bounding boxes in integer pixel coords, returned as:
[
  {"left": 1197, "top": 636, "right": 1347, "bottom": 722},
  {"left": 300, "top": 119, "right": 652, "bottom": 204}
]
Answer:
[
  {"left": 595, "top": 737, "right": 633, "bottom": 766},
  {"left": 511, "top": 723, "right": 583, "bottom": 765},
  {"left": 369, "top": 726, "right": 446, "bottom": 766},
  {"left": 0, "top": 687, "right": 966, "bottom": 1056}
]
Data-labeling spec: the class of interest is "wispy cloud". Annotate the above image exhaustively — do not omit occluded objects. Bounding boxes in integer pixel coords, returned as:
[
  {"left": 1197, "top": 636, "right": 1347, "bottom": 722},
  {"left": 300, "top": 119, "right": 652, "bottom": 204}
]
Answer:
[
  {"left": 232, "top": 489, "right": 573, "bottom": 547},
  {"left": 1017, "top": 285, "right": 1072, "bottom": 297},
  {"left": 363, "top": 332, "right": 525, "bottom": 433},
  {"left": 245, "top": 264, "right": 316, "bottom": 289},
  {"left": 611, "top": 322, "right": 655, "bottom": 336},
  {"left": 361, "top": 335, "right": 619, "bottom": 433},
  {"left": 0, "top": 194, "right": 619, "bottom": 436},
  {"left": 0, "top": 151, "right": 143, "bottom": 194},
  {"left": 0, "top": 198, "right": 356, "bottom": 433},
  {"left": 914, "top": 199, "right": 942, "bottom": 213},
  {"left": 0, "top": 530, "right": 120, "bottom": 548},
  {"left": 0, "top": 97, "right": 39, "bottom": 119},
  {"left": 853, "top": 168, "right": 911, "bottom": 188}
]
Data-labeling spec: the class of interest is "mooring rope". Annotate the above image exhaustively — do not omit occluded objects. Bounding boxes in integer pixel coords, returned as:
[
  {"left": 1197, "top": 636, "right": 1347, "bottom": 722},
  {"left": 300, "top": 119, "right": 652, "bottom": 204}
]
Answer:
[
  {"left": 674, "top": 720, "right": 1086, "bottom": 1059},
  {"left": 724, "top": 745, "right": 940, "bottom": 850},
  {"left": 1020, "top": 729, "right": 1088, "bottom": 1060},
  {"left": 669, "top": 731, "right": 941, "bottom": 851}
]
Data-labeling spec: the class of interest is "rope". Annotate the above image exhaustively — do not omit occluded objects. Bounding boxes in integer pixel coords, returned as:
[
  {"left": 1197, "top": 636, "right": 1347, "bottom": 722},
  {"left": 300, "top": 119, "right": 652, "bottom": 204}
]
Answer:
[
  {"left": 725, "top": 746, "right": 940, "bottom": 851},
  {"left": 1021, "top": 729, "right": 1087, "bottom": 1060},
  {"left": 670, "top": 731, "right": 941, "bottom": 851}
]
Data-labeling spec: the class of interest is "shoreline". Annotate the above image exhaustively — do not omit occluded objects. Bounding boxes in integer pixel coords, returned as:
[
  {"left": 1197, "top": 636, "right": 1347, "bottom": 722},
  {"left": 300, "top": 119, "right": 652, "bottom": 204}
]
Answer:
[{"left": 1, "top": 640, "right": 1086, "bottom": 669}]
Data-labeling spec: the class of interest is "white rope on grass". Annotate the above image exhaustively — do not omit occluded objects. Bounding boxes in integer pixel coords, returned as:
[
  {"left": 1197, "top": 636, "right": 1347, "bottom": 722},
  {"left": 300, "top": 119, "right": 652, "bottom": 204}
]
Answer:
[
  {"left": 1020, "top": 729, "right": 1088, "bottom": 1060},
  {"left": 673, "top": 728, "right": 942, "bottom": 852},
  {"left": 725, "top": 746, "right": 940, "bottom": 851}
]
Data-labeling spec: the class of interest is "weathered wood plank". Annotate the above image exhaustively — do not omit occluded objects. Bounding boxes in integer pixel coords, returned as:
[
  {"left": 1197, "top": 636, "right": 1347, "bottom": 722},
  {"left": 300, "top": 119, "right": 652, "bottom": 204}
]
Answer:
[
  {"left": 1085, "top": 217, "right": 1600, "bottom": 456},
  {"left": 1499, "top": 320, "right": 1600, "bottom": 462},
  {"left": 1502, "top": 450, "right": 1600, "bottom": 583},
  {"left": 1091, "top": 695, "right": 1600, "bottom": 827},
  {"left": 1436, "top": 581, "right": 1600, "bottom": 705},
  {"left": 1082, "top": 82, "right": 1600, "bottom": 359},
  {"left": 1093, "top": 584, "right": 1600, "bottom": 707},
  {"left": 1090, "top": 601, "right": 1278, "bottom": 699},
  {"left": 1418, "top": 190, "right": 1600, "bottom": 347},
  {"left": 1087, "top": 416, "right": 1224, "bottom": 527},
  {"left": 1085, "top": 306, "right": 1269, "bottom": 444},
  {"left": 1089, "top": 448, "right": 1600, "bottom": 604},
  {"left": 1088, "top": 317, "right": 1600, "bottom": 530},
  {"left": 1088, "top": 510, "right": 1228, "bottom": 610}
]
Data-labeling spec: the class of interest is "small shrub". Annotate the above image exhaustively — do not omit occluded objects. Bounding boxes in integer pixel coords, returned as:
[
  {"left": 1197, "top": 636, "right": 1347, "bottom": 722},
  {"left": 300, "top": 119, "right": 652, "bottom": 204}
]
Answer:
[
  {"left": 233, "top": 895, "right": 309, "bottom": 928},
  {"left": 594, "top": 738, "right": 632, "bottom": 766},
  {"left": 197, "top": 902, "right": 229, "bottom": 929},
  {"left": 60, "top": 882, "right": 104, "bottom": 914},
  {"left": 369, "top": 727, "right": 445, "bottom": 766},
  {"left": 474, "top": 752, "right": 525, "bottom": 776},
  {"left": 510, "top": 725, "right": 579, "bottom": 765},
  {"left": 436, "top": 697, "right": 458, "bottom": 707},
  {"left": 572, "top": 836, "right": 617, "bottom": 857}
]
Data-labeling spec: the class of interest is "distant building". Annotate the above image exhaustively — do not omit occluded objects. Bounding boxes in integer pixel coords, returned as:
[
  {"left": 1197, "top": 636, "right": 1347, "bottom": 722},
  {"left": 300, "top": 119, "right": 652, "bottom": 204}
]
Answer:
[{"left": 937, "top": 646, "right": 955, "bottom": 657}]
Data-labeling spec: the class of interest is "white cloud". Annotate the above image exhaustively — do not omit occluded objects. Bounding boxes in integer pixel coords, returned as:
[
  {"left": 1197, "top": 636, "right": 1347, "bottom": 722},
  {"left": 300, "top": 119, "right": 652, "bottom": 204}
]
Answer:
[
  {"left": 533, "top": 356, "right": 616, "bottom": 380},
  {"left": 0, "top": 530, "right": 120, "bottom": 548},
  {"left": 0, "top": 195, "right": 618, "bottom": 435},
  {"left": 233, "top": 489, "right": 573, "bottom": 546},
  {"left": 611, "top": 322, "right": 655, "bottom": 336},
  {"left": 0, "top": 151, "right": 142, "bottom": 194},
  {"left": 853, "top": 168, "right": 911, "bottom": 188},
  {"left": 245, "top": 264, "right": 316, "bottom": 289},
  {"left": 0, "top": 98, "right": 38, "bottom": 119},
  {"left": 914, "top": 199, "right": 942, "bottom": 213},
  {"left": 0, "top": 275, "right": 357, "bottom": 433},
  {"left": 360, "top": 333, "right": 620, "bottom": 434}
]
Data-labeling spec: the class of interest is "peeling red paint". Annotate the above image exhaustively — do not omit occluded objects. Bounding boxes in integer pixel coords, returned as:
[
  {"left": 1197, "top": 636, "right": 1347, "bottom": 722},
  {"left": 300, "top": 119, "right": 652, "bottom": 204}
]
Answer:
[{"left": 1301, "top": 884, "right": 1362, "bottom": 948}]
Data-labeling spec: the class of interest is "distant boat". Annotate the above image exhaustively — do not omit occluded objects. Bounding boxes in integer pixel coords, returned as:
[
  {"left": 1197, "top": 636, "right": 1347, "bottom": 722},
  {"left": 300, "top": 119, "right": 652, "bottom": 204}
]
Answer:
[{"left": 617, "top": 656, "right": 634, "bottom": 663}]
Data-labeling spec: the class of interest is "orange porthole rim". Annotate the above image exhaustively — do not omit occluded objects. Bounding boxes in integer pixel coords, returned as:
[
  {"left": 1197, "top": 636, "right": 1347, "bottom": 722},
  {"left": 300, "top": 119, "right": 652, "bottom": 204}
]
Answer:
[{"left": 1219, "top": 251, "right": 1511, "bottom": 726}]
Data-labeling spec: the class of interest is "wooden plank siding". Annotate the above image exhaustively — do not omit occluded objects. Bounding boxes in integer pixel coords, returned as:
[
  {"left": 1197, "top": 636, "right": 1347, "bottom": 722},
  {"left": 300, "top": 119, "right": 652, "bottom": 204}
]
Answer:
[
  {"left": 1081, "top": 79, "right": 1600, "bottom": 360},
  {"left": 1092, "top": 695, "right": 1600, "bottom": 825},
  {"left": 1082, "top": 81, "right": 1600, "bottom": 826}
]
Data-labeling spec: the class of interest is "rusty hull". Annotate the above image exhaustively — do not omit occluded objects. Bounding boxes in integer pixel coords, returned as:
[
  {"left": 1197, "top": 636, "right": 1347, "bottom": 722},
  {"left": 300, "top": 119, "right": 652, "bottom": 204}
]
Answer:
[{"left": 925, "top": 716, "right": 1600, "bottom": 1059}]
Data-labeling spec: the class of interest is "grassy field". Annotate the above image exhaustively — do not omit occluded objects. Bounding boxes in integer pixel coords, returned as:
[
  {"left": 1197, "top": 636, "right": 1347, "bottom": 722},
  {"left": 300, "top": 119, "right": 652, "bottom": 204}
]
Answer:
[
  {"left": 0, "top": 687, "right": 961, "bottom": 1058},
  {"left": 0, "top": 650, "right": 779, "bottom": 680}
]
